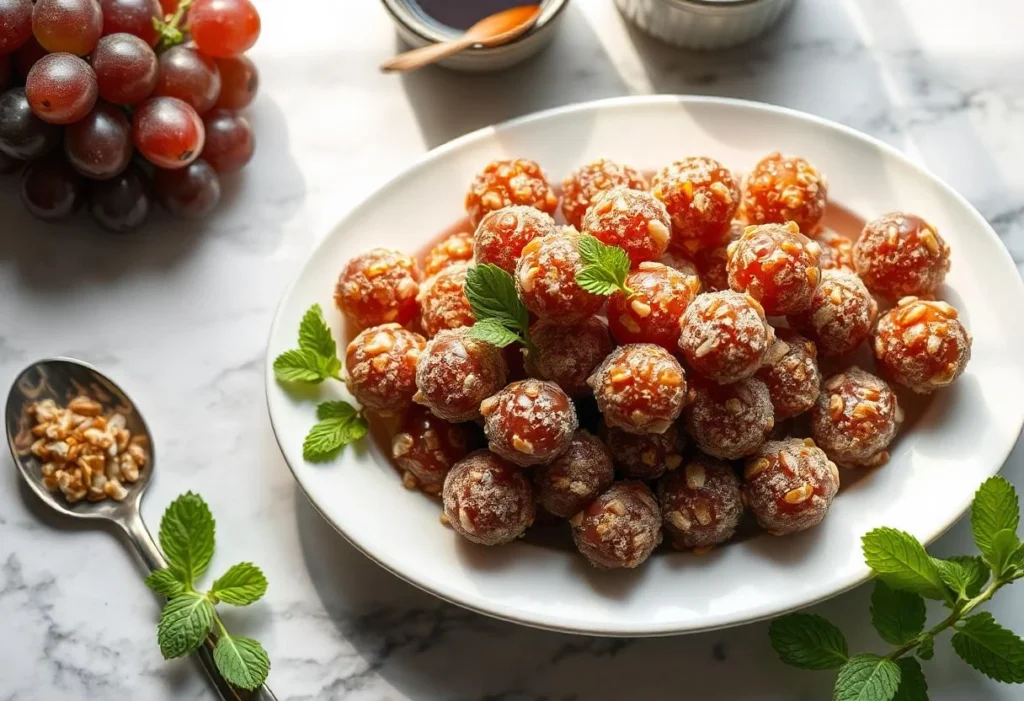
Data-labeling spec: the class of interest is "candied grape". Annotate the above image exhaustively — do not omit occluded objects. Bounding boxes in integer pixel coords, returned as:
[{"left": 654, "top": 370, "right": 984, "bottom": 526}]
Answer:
[
  {"left": 741, "top": 152, "right": 828, "bottom": 233},
  {"left": 481, "top": 379, "right": 577, "bottom": 467},
  {"left": 21, "top": 156, "right": 83, "bottom": 220},
  {"left": 65, "top": 101, "right": 133, "bottom": 179},
  {"left": 811, "top": 367, "right": 902, "bottom": 468},
  {"left": 423, "top": 230, "right": 473, "bottom": 277},
  {"left": 815, "top": 229, "right": 854, "bottom": 271},
  {"left": 443, "top": 450, "right": 535, "bottom": 546},
  {"left": 132, "top": 96, "right": 205, "bottom": 169},
  {"left": 0, "top": 87, "right": 61, "bottom": 160},
  {"left": 873, "top": 297, "right": 971, "bottom": 394},
  {"left": 14, "top": 36, "right": 46, "bottom": 79},
  {"left": 535, "top": 430, "right": 613, "bottom": 518},
  {"left": 334, "top": 248, "right": 420, "bottom": 329},
  {"left": 571, "top": 481, "right": 662, "bottom": 569},
  {"left": 755, "top": 328, "right": 821, "bottom": 420},
  {"left": 659, "top": 455, "right": 743, "bottom": 550},
  {"left": 684, "top": 377, "right": 774, "bottom": 460},
  {"left": 743, "top": 438, "right": 839, "bottom": 536},
  {"left": 417, "top": 261, "right": 474, "bottom": 337},
  {"left": 474, "top": 204, "right": 556, "bottom": 274},
  {"left": 525, "top": 315, "right": 611, "bottom": 397},
  {"left": 658, "top": 249, "right": 702, "bottom": 281},
  {"left": 392, "top": 405, "right": 472, "bottom": 495},
  {"left": 0, "top": 0, "right": 33, "bottom": 54},
  {"left": 726, "top": 222, "right": 822, "bottom": 315},
  {"left": 99, "top": 0, "right": 161, "bottom": 45},
  {"left": 25, "top": 53, "right": 98, "bottom": 124},
  {"left": 32, "top": 0, "right": 103, "bottom": 55},
  {"left": 604, "top": 421, "right": 685, "bottom": 481},
  {"left": 214, "top": 54, "right": 258, "bottom": 110},
  {"left": 580, "top": 187, "right": 671, "bottom": 266},
  {"left": 608, "top": 261, "right": 701, "bottom": 350},
  {"left": 465, "top": 158, "right": 558, "bottom": 227},
  {"left": 154, "top": 46, "right": 221, "bottom": 113},
  {"left": 200, "top": 109, "right": 253, "bottom": 173},
  {"left": 345, "top": 323, "right": 425, "bottom": 416},
  {"left": 691, "top": 218, "right": 743, "bottom": 292},
  {"left": 515, "top": 229, "right": 604, "bottom": 325},
  {"left": 189, "top": 0, "right": 261, "bottom": 58},
  {"left": 651, "top": 156, "right": 740, "bottom": 254},
  {"left": 854, "top": 212, "right": 951, "bottom": 300},
  {"left": 91, "top": 34, "right": 159, "bottom": 105},
  {"left": 588, "top": 343, "right": 687, "bottom": 435},
  {"left": 561, "top": 158, "right": 647, "bottom": 230},
  {"left": 790, "top": 269, "right": 877, "bottom": 357},
  {"left": 153, "top": 159, "right": 221, "bottom": 218},
  {"left": 678, "top": 290, "right": 774, "bottom": 384},
  {"left": 415, "top": 327, "right": 508, "bottom": 423},
  {"left": 89, "top": 164, "right": 151, "bottom": 232}
]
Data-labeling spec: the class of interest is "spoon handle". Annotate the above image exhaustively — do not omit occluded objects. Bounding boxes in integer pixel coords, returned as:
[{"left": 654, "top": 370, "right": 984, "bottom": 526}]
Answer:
[
  {"left": 380, "top": 36, "right": 477, "bottom": 72},
  {"left": 121, "top": 515, "right": 279, "bottom": 701}
]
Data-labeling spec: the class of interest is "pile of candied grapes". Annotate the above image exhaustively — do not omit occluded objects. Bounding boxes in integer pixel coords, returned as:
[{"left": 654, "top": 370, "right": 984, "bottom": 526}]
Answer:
[
  {"left": 332, "top": 151, "right": 971, "bottom": 571},
  {"left": 0, "top": 0, "right": 260, "bottom": 231}
]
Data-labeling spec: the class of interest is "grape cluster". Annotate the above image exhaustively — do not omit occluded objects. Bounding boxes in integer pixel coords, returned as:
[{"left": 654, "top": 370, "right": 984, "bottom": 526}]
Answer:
[{"left": 0, "top": 0, "right": 260, "bottom": 231}]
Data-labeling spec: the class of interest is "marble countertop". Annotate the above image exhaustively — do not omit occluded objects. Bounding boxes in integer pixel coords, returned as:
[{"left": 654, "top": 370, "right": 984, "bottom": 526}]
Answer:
[{"left": 2, "top": 0, "right": 1023, "bottom": 698}]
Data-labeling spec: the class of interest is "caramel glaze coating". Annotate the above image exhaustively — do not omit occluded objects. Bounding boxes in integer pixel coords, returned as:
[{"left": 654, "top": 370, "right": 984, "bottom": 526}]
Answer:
[
  {"left": 873, "top": 296, "right": 971, "bottom": 394},
  {"left": 417, "top": 262, "right": 474, "bottom": 337},
  {"left": 443, "top": 450, "right": 536, "bottom": 546},
  {"left": 683, "top": 376, "right": 775, "bottom": 460},
  {"left": 465, "top": 158, "right": 558, "bottom": 227},
  {"left": 789, "top": 269, "right": 878, "bottom": 357},
  {"left": 561, "top": 158, "right": 648, "bottom": 229},
  {"left": 854, "top": 212, "right": 951, "bottom": 301},
  {"left": 415, "top": 328, "right": 508, "bottom": 423},
  {"left": 480, "top": 379, "right": 578, "bottom": 467},
  {"left": 525, "top": 316, "right": 612, "bottom": 397},
  {"left": 474, "top": 204, "right": 557, "bottom": 274},
  {"left": 345, "top": 323, "right": 425, "bottom": 415},
  {"left": 570, "top": 481, "right": 662, "bottom": 569},
  {"left": 652, "top": 156, "right": 741, "bottom": 254},
  {"left": 810, "top": 367, "right": 903, "bottom": 468},
  {"left": 741, "top": 152, "right": 828, "bottom": 234},
  {"left": 658, "top": 455, "right": 743, "bottom": 550},
  {"left": 603, "top": 420, "right": 686, "bottom": 481},
  {"left": 516, "top": 230, "right": 605, "bottom": 325},
  {"left": 726, "top": 222, "right": 822, "bottom": 316},
  {"left": 535, "top": 430, "right": 614, "bottom": 518},
  {"left": 588, "top": 344, "right": 687, "bottom": 435},
  {"left": 608, "top": 262, "right": 701, "bottom": 350},
  {"left": 755, "top": 328, "right": 822, "bottom": 420},
  {"left": 678, "top": 290, "right": 775, "bottom": 384},
  {"left": 580, "top": 186, "right": 671, "bottom": 267},
  {"left": 742, "top": 438, "right": 839, "bottom": 536},
  {"left": 335, "top": 248, "right": 421, "bottom": 329},
  {"left": 392, "top": 405, "right": 472, "bottom": 495},
  {"left": 423, "top": 231, "right": 474, "bottom": 277}
]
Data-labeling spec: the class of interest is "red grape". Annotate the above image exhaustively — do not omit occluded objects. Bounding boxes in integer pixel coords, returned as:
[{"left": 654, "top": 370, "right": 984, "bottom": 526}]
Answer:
[
  {"left": 214, "top": 54, "right": 257, "bottom": 110},
  {"left": 0, "top": 0, "right": 33, "bottom": 54},
  {"left": 0, "top": 88, "right": 61, "bottom": 160},
  {"left": 154, "top": 158, "right": 219, "bottom": 217},
  {"left": 91, "top": 33, "right": 158, "bottom": 105},
  {"left": 32, "top": 0, "right": 104, "bottom": 55},
  {"left": 201, "top": 109, "right": 252, "bottom": 172},
  {"left": 14, "top": 36, "right": 46, "bottom": 79},
  {"left": 21, "top": 155, "right": 84, "bottom": 220},
  {"left": 189, "top": 0, "right": 260, "bottom": 58},
  {"left": 132, "top": 96, "right": 204, "bottom": 168},
  {"left": 158, "top": 0, "right": 176, "bottom": 14},
  {"left": 154, "top": 45, "right": 221, "bottom": 113},
  {"left": 89, "top": 163, "right": 151, "bottom": 231},
  {"left": 26, "top": 53, "right": 99, "bottom": 124},
  {"left": 0, "top": 55, "right": 11, "bottom": 93},
  {"left": 100, "top": 0, "right": 161, "bottom": 46},
  {"left": 65, "top": 101, "right": 133, "bottom": 179}
]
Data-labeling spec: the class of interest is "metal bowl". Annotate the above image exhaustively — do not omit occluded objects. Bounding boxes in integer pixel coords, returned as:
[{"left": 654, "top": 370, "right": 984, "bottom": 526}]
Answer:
[{"left": 614, "top": 0, "right": 793, "bottom": 50}]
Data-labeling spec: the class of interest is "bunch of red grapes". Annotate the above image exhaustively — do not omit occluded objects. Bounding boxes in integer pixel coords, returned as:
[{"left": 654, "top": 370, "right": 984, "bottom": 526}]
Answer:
[{"left": 0, "top": 0, "right": 260, "bottom": 232}]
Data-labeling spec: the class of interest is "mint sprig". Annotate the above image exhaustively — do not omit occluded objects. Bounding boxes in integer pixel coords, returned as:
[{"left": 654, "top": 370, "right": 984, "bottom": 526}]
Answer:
[
  {"left": 302, "top": 400, "right": 368, "bottom": 462},
  {"left": 575, "top": 234, "right": 633, "bottom": 297},
  {"left": 144, "top": 493, "right": 271, "bottom": 691},
  {"left": 464, "top": 263, "right": 535, "bottom": 352},
  {"left": 770, "top": 475, "right": 1024, "bottom": 700}
]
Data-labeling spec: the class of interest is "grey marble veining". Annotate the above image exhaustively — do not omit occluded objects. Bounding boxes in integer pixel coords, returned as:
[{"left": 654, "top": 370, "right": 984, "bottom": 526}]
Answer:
[{"left": 2, "top": 0, "right": 1023, "bottom": 699}]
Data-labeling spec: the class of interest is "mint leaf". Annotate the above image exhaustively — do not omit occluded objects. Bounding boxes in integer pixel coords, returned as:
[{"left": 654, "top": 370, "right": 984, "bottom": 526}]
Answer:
[
  {"left": 157, "top": 592, "right": 214, "bottom": 658},
  {"left": 145, "top": 567, "right": 188, "bottom": 598},
  {"left": 576, "top": 267, "right": 628, "bottom": 296},
  {"left": 273, "top": 348, "right": 340, "bottom": 383},
  {"left": 469, "top": 318, "right": 523, "bottom": 348},
  {"left": 465, "top": 263, "right": 529, "bottom": 332},
  {"left": 951, "top": 612, "right": 1024, "bottom": 683},
  {"left": 298, "top": 303, "right": 337, "bottom": 359},
  {"left": 934, "top": 556, "right": 988, "bottom": 600},
  {"left": 972, "top": 476, "right": 1020, "bottom": 565},
  {"left": 211, "top": 562, "right": 267, "bottom": 606},
  {"left": 833, "top": 654, "right": 901, "bottom": 701},
  {"left": 302, "top": 400, "right": 368, "bottom": 462},
  {"left": 213, "top": 633, "right": 270, "bottom": 690},
  {"left": 575, "top": 235, "right": 632, "bottom": 297},
  {"left": 917, "top": 636, "right": 935, "bottom": 661},
  {"left": 159, "top": 492, "right": 215, "bottom": 584},
  {"left": 862, "top": 528, "right": 950, "bottom": 601},
  {"left": 769, "top": 613, "right": 849, "bottom": 670},
  {"left": 870, "top": 580, "right": 926, "bottom": 645},
  {"left": 988, "top": 528, "right": 1022, "bottom": 577},
  {"left": 892, "top": 658, "right": 929, "bottom": 701}
]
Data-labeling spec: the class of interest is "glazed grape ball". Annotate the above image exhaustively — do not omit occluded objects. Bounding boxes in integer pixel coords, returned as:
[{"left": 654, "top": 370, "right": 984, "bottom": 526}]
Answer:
[
  {"left": 480, "top": 379, "right": 578, "bottom": 467},
  {"left": 525, "top": 316, "right": 612, "bottom": 397},
  {"left": 678, "top": 290, "right": 775, "bottom": 384},
  {"left": 604, "top": 421, "right": 685, "bottom": 481},
  {"left": 854, "top": 212, "right": 951, "bottom": 301},
  {"left": 392, "top": 405, "right": 472, "bottom": 495},
  {"left": 755, "top": 328, "right": 821, "bottom": 420},
  {"left": 417, "top": 262, "right": 474, "bottom": 337},
  {"left": 415, "top": 327, "right": 508, "bottom": 423},
  {"left": 658, "top": 455, "right": 743, "bottom": 550},
  {"left": 345, "top": 324, "right": 425, "bottom": 416},
  {"left": 465, "top": 158, "right": 558, "bottom": 227},
  {"left": 741, "top": 153, "right": 828, "bottom": 233},
  {"left": 443, "top": 450, "right": 535, "bottom": 546},
  {"left": 651, "top": 156, "right": 740, "bottom": 253},
  {"left": 691, "top": 219, "right": 743, "bottom": 292},
  {"left": 335, "top": 248, "right": 421, "bottom": 329},
  {"left": 742, "top": 438, "right": 840, "bottom": 536},
  {"left": 580, "top": 187, "right": 671, "bottom": 266},
  {"left": 684, "top": 377, "right": 774, "bottom": 460},
  {"left": 588, "top": 344, "right": 687, "bottom": 434},
  {"left": 811, "top": 367, "right": 902, "bottom": 468},
  {"left": 658, "top": 249, "right": 703, "bottom": 284},
  {"left": 534, "top": 430, "right": 614, "bottom": 518},
  {"left": 561, "top": 158, "right": 647, "bottom": 229},
  {"left": 473, "top": 204, "right": 557, "bottom": 274},
  {"left": 608, "top": 262, "right": 702, "bottom": 350},
  {"left": 570, "top": 481, "right": 662, "bottom": 569},
  {"left": 727, "top": 222, "right": 822, "bottom": 315},
  {"left": 515, "top": 229, "right": 604, "bottom": 325},
  {"left": 814, "top": 229, "right": 854, "bottom": 271},
  {"left": 789, "top": 269, "right": 877, "bottom": 357},
  {"left": 873, "top": 297, "right": 971, "bottom": 393},
  {"left": 423, "top": 230, "right": 474, "bottom": 277}
]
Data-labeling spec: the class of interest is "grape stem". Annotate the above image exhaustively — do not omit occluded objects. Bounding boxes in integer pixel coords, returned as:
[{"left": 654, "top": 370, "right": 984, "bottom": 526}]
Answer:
[{"left": 154, "top": 0, "right": 196, "bottom": 52}]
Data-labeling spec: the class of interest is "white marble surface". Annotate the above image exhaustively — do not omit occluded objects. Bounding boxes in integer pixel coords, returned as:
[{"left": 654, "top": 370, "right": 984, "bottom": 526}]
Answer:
[{"left": 2, "top": 0, "right": 1024, "bottom": 698}]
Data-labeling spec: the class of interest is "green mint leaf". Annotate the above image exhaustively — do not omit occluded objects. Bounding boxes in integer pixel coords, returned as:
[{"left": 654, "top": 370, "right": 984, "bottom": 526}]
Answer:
[
  {"left": 465, "top": 263, "right": 529, "bottom": 333},
  {"left": 892, "top": 658, "right": 929, "bottom": 701},
  {"left": 469, "top": 318, "right": 523, "bottom": 348},
  {"left": 575, "top": 235, "right": 631, "bottom": 297},
  {"left": 934, "top": 556, "right": 988, "bottom": 599},
  {"left": 951, "top": 612, "right": 1024, "bottom": 683},
  {"left": 870, "top": 580, "right": 926, "bottom": 645},
  {"left": 145, "top": 567, "right": 188, "bottom": 598},
  {"left": 302, "top": 401, "right": 368, "bottom": 462},
  {"left": 156, "top": 592, "right": 214, "bottom": 659},
  {"left": 833, "top": 654, "right": 902, "bottom": 701},
  {"left": 972, "top": 476, "right": 1020, "bottom": 565},
  {"left": 862, "top": 527, "right": 951, "bottom": 602},
  {"left": 213, "top": 633, "right": 270, "bottom": 690},
  {"left": 298, "top": 303, "right": 338, "bottom": 359},
  {"left": 576, "top": 267, "right": 628, "bottom": 296},
  {"left": 917, "top": 635, "right": 935, "bottom": 661},
  {"left": 769, "top": 613, "right": 849, "bottom": 670},
  {"left": 273, "top": 348, "right": 338, "bottom": 383},
  {"left": 988, "top": 528, "right": 1022, "bottom": 577},
  {"left": 159, "top": 492, "right": 216, "bottom": 584},
  {"left": 210, "top": 562, "right": 267, "bottom": 606}
]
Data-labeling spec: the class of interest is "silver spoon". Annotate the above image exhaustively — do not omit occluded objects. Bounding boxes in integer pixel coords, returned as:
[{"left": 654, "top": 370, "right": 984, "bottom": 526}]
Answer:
[{"left": 4, "top": 357, "right": 278, "bottom": 701}]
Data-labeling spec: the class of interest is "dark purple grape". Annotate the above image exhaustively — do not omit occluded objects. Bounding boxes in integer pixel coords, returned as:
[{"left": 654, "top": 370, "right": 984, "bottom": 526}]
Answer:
[
  {"left": 91, "top": 33, "right": 158, "bottom": 105},
  {"left": 214, "top": 55, "right": 257, "bottom": 110},
  {"left": 200, "top": 108, "right": 252, "bottom": 173},
  {"left": 89, "top": 163, "right": 150, "bottom": 231},
  {"left": 65, "top": 102, "right": 132, "bottom": 179},
  {"left": 0, "top": 55, "right": 12, "bottom": 93},
  {"left": 0, "top": 88, "right": 62, "bottom": 160},
  {"left": 154, "top": 46, "right": 221, "bottom": 114},
  {"left": 26, "top": 53, "right": 99, "bottom": 124},
  {"left": 21, "top": 156, "right": 84, "bottom": 220},
  {"left": 99, "top": 0, "right": 161, "bottom": 46},
  {"left": 32, "top": 0, "right": 104, "bottom": 55},
  {"left": 132, "top": 96, "right": 204, "bottom": 168},
  {"left": 0, "top": 150, "right": 23, "bottom": 173},
  {"left": 14, "top": 36, "right": 46, "bottom": 79},
  {"left": 154, "top": 158, "right": 220, "bottom": 218},
  {"left": 0, "top": 0, "right": 34, "bottom": 55}
]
